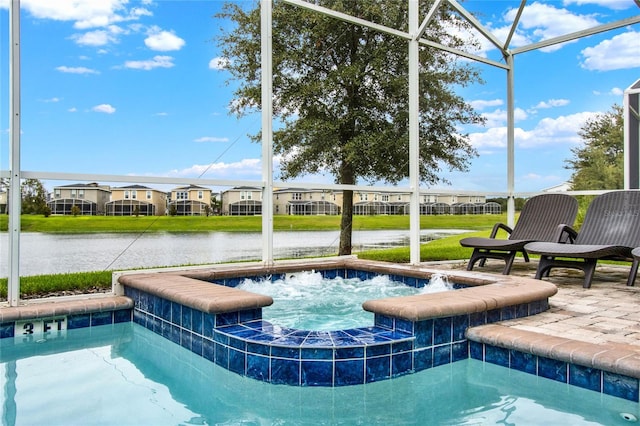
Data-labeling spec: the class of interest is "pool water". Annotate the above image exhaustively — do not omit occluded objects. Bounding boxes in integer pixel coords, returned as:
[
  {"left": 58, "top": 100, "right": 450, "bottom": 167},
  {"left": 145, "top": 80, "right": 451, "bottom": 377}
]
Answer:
[
  {"left": 236, "top": 271, "right": 453, "bottom": 330},
  {"left": 1, "top": 323, "right": 638, "bottom": 425}
]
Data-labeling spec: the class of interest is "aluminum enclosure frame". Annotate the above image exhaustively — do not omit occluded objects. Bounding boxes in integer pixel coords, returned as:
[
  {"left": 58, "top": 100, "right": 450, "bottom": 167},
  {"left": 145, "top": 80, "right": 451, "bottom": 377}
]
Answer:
[
  {"left": 4, "top": 0, "right": 640, "bottom": 306},
  {"left": 625, "top": 79, "right": 640, "bottom": 190}
]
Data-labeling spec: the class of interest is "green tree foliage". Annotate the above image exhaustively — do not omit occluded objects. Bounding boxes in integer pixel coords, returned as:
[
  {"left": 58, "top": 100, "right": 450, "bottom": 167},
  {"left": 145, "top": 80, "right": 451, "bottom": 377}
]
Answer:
[
  {"left": 565, "top": 104, "right": 623, "bottom": 190},
  {"left": 486, "top": 197, "right": 526, "bottom": 212},
  {"left": 211, "top": 195, "right": 222, "bottom": 215},
  {"left": 21, "top": 179, "right": 48, "bottom": 214},
  {"left": 216, "top": 0, "right": 484, "bottom": 254}
]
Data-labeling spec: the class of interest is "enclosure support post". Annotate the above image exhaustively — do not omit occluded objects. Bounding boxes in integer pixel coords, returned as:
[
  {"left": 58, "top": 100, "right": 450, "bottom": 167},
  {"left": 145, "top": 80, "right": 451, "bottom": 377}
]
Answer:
[
  {"left": 260, "top": 0, "right": 274, "bottom": 265},
  {"left": 624, "top": 79, "right": 640, "bottom": 190},
  {"left": 408, "top": 0, "right": 421, "bottom": 265},
  {"left": 8, "top": 0, "right": 21, "bottom": 307},
  {"left": 506, "top": 53, "right": 515, "bottom": 227}
]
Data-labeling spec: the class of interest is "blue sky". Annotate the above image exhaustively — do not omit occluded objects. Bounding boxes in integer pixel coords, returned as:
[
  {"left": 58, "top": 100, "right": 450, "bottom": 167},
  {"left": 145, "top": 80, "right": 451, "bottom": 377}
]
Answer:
[{"left": 0, "top": 0, "right": 639, "bottom": 194}]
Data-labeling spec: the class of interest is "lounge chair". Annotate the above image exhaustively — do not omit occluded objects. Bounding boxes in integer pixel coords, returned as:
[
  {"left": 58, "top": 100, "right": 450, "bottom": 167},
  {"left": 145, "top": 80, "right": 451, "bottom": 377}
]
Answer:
[
  {"left": 525, "top": 190, "right": 640, "bottom": 288},
  {"left": 628, "top": 247, "right": 640, "bottom": 287},
  {"left": 460, "top": 193, "right": 578, "bottom": 275}
]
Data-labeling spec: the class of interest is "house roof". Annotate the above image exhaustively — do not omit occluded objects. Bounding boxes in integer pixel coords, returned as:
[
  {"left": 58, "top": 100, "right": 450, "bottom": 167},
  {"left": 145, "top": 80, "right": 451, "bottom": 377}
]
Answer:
[
  {"left": 116, "top": 184, "right": 153, "bottom": 190},
  {"left": 172, "top": 184, "right": 210, "bottom": 191},
  {"left": 55, "top": 182, "right": 111, "bottom": 191}
]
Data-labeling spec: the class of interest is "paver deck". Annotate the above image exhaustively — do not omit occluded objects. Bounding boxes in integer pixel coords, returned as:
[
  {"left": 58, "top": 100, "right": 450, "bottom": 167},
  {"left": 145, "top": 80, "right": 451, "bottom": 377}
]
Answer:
[{"left": 432, "top": 258, "right": 640, "bottom": 351}]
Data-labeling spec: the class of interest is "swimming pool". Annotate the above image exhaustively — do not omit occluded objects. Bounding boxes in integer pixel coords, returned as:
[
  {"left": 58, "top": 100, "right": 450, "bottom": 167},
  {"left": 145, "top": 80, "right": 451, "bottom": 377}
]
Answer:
[
  {"left": 1, "top": 322, "right": 638, "bottom": 425},
  {"left": 4, "top": 257, "right": 636, "bottom": 420}
]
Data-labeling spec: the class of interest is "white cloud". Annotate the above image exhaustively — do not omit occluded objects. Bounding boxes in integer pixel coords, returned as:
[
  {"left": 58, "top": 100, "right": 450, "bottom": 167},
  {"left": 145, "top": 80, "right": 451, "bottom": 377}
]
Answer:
[
  {"left": 154, "top": 112, "right": 168, "bottom": 116},
  {"left": 124, "top": 55, "right": 174, "bottom": 70},
  {"left": 9, "top": 0, "right": 152, "bottom": 29},
  {"left": 593, "top": 87, "right": 625, "bottom": 97},
  {"left": 470, "top": 111, "right": 599, "bottom": 149},
  {"left": 68, "top": 107, "right": 77, "bottom": 112},
  {"left": 209, "top": 57, "right": 230, "bottom": 70},
  {"left": 40, "top": 97, "right": 61, "bottom": 103},
  {"left": 522, "top": 172, "right": 542, "bottom": 180},
  {"left": 502, "top": 2, "right": 601, "bottom": 52},
  {"left": 71, "top": 29, "right": 116, "bottom": 46},
  {"left": 92, "top": 104, "right": 116, "bottom": 114},
  {"left": 469, "top": 99, "right": 503, "bottom": 110},
  {"left": 144, "top": 27, "right": 185, "bottom": 51},
  {"left": 581, "top": 31, "right": 640, "bottom": 71},
  {"left": 56, "top": 65, "right": 99, "bottom": 74},
  {"left": 469, "top": 127, "right": 510, "bottom": 149},
  {"left": 562, "top": 0, "right": 635, "bottom": 11},
  {"left": 509, "top": 3, "right": 600, "bottom": 39},
  {"left": 194, "top": 136, "right": 230, "bottom": 143},
  {"left": 532, "top": 99, "right": 570, "bottom": 109},
  {"left": 168, "top": 158, "right": 262, "bottom": 178},
  {"left": 130, "top": 7, "right": 153, "bottom": 19},
  {"left": 475, "top": 23, "right": 532, "bottom": 54},
  {"left": 480, "top": 107, "right": 528, "bottom": 128}
]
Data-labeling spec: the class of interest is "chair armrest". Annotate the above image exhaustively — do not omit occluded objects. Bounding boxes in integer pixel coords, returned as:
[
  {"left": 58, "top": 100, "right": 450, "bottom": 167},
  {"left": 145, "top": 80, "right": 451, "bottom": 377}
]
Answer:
[
  {"left": 489, "top": 222, "right": 513, "bottom": 239},
  {"left": 554, "top": 224, "right": 578, "bottom": 243}
]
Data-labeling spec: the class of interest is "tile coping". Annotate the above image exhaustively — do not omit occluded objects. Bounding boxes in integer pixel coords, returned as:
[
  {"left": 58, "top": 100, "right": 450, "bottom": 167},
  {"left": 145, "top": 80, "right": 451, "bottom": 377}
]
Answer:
[
  {"left": 117, "top": 257, "right": 559, "bottom": 320},
  {"left": 0, "top": 295, "right": 133, "bottom": 323},
  {"left": 467, "top": 323, "right": 640, "bottom": 379}
]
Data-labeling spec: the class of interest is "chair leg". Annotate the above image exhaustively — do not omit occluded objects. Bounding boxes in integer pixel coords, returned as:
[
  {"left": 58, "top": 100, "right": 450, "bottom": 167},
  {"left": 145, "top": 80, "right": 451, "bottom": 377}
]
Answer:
[
  {"left": 627, "top": 258, "right": 640, "bottom": 287},
  {"left": 467, "top": 249, "right": 482, "bottom": 271},
  {"left": 522, "top": 250, "right": 530, "bottom": 263},
  {"left": 582, "top": 259, "right": 597, "bottom": 289},
  {"left": 502, "top": 251, "right": 516, "bottom": 275},
  {"left": 542, "top": 257, "right": 554, "bottom": 277},
  {"left": 534, "top": 256, "right": 552, "bottom": 280}
]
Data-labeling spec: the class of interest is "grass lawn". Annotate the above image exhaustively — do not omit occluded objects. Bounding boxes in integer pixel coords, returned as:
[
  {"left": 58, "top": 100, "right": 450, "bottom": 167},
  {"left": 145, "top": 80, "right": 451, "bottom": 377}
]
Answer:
[
  {"left": 0, "top": 230, "right": 493, "bottom": 299},
  {"left": 0, "top": 214, "right": 503, "bottom": 299},
  {"left": 0, "top": 213, "right": 507, "bottom": 233}
]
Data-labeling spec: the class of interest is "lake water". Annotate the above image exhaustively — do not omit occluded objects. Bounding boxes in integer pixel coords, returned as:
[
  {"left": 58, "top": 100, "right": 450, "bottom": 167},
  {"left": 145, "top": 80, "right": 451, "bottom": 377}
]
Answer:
[{"left": 0, "top": 229, "right": 467, "bottom": 277}]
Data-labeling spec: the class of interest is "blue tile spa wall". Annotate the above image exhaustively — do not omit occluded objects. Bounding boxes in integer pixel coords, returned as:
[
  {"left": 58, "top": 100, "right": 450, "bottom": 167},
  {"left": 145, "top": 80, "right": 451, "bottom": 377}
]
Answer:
[
  {"left": 470, "top": 341, "right": 640, "bottom": 402},
  {"left": 207, "top": 268, "right": 468, "bottom": 290},
  {"left": 124, "top": 268, "right": 549, "bottom": 387}
]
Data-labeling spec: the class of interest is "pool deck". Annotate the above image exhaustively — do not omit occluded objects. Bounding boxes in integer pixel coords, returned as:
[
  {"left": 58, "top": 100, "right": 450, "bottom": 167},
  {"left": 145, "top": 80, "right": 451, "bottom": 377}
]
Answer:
[{"left": 430, "top": 258, "right": 640, "bottom": 378}]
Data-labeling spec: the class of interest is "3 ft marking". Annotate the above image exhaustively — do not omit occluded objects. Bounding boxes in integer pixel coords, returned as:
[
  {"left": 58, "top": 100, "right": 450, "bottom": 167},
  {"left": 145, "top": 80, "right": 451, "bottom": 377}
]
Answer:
[{"left": 15, "top": 317, "right": 67, "bottom": 343}]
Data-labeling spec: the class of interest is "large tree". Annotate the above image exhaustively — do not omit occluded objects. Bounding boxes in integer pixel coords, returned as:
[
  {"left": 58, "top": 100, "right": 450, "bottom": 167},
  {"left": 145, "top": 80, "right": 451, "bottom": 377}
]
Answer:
[
  {"left": 565, "top": 104, "right": 624, "bottom": 190},
  {"left": 216, "top": 0, "right": 484, "bottom": 254},
  {"left": 21, "top": 178, "right": 48, "bottom": 214}
]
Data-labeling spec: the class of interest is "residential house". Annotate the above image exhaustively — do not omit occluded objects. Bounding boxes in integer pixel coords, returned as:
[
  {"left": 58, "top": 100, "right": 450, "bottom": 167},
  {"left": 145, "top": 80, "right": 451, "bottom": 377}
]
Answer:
[
  {"left": 0, "top": 188, "right": 6, "bottom": 214},
  {"left": 169, "top": 185, "right": 211, "bottom": 216},
  {"left": 273, "top": 188, "right": 341, "bottom": 215},
  {"left": 354, "top": 190, "right": 410, "bottom": 215},
  {"left": 48, "top": 182, "right": 111, "bottom": 215},
  {"left": 220, "top": 186, "right": 263, "bottom": 216},
  {"left": 219, "top": 187, "right": 494, "bottom": 216},
  {"left": 106, "top": 185, "right": 167, "bottom": 216}
]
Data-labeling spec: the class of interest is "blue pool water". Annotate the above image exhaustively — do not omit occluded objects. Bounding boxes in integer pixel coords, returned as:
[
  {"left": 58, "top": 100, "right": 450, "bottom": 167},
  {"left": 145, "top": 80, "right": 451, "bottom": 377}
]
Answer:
[
  {"left": 1, "top": 323, "right": 638, "bottom": 425},
  {"left": 236, "top": 271, "right": 453, "bottom": 330}
]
